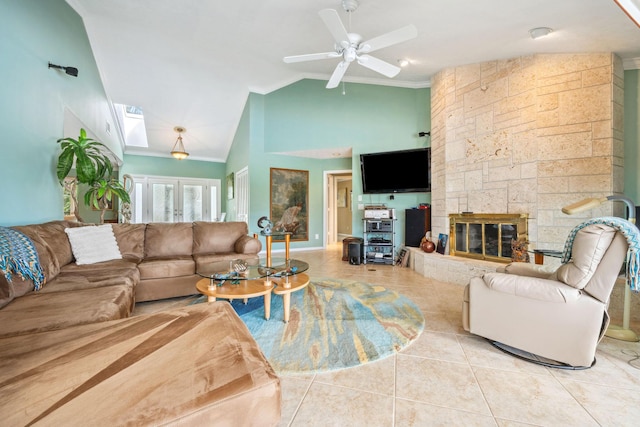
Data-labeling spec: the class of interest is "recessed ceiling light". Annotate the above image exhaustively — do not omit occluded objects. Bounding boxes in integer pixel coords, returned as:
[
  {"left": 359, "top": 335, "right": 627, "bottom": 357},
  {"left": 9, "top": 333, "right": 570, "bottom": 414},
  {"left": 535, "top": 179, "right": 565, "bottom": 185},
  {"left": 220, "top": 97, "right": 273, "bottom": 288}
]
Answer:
[
  {"left": 529, "top": 27, "right": 553, "bottom": 40},
  {"left": 397, "top": 59, "right": 409, "bottom": 67}
]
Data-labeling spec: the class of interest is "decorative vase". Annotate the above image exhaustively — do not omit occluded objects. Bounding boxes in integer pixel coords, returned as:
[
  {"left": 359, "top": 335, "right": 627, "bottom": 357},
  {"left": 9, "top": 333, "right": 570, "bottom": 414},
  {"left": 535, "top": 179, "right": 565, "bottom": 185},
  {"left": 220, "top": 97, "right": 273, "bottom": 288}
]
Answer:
[{"left": 421, "top": 239, "right": 435, "bottom": 253}]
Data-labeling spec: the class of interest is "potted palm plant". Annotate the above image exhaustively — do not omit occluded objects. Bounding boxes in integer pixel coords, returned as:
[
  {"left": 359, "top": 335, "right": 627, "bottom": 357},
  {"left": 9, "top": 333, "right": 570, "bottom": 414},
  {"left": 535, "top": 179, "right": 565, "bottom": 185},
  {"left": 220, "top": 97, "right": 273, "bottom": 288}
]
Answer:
[{"left": 56, "top": 128, "right": 130, "bottom": 223}]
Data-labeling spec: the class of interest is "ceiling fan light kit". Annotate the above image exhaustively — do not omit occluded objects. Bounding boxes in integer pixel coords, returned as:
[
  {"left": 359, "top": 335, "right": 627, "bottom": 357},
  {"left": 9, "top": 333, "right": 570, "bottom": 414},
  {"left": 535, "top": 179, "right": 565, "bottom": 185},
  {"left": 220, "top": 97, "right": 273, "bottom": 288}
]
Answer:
[{"left": 283, "top": 1, "right": 417, "bottom": 89}]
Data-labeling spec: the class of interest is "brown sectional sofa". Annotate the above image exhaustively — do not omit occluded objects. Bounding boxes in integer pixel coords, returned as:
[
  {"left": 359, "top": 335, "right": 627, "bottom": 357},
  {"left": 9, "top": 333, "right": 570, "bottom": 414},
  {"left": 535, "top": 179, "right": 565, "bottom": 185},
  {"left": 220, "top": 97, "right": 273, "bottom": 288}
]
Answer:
[
  {"left": 0, "top": 220, "right": 261, "bottom": 336},
  {"left": 0, "top": 220, "right": 282, "bottom": 426}
]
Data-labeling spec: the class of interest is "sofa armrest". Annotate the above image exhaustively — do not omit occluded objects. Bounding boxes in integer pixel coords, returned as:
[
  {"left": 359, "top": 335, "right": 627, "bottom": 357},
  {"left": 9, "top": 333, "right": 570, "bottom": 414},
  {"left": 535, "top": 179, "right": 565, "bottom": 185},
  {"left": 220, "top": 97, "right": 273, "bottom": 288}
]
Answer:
[
  {"left": 234, "top": 235, "right": 262, "bottom": 254},
  {"left": 500, "top": 262, "right": 556, "bottom": 279}
]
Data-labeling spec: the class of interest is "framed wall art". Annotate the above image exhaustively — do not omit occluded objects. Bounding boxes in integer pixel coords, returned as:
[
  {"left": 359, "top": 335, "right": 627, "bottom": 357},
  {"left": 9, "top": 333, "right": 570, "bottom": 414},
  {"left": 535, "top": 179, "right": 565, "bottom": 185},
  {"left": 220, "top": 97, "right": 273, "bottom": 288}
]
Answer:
[
  {"left": 337, "top": 187, "right": 348, "bottom": 208},
  {"left": 270, "top": 167, "right": 309, "bottom": 241}
]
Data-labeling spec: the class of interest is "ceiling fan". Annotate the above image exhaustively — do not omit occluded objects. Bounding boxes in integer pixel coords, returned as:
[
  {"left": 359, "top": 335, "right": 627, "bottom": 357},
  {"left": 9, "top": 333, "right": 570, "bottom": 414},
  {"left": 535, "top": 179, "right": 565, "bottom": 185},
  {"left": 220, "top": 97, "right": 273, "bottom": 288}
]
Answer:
[{"left": 283, "top": 0, "right": 417, "bottom": 89}]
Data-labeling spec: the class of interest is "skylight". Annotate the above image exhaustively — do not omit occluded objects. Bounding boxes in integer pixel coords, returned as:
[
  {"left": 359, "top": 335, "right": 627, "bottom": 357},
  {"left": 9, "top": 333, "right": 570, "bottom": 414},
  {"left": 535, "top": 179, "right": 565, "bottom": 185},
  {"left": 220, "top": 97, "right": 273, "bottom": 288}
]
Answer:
[{"left": 114, "top": 103, "right": 148, "bottom": 147}]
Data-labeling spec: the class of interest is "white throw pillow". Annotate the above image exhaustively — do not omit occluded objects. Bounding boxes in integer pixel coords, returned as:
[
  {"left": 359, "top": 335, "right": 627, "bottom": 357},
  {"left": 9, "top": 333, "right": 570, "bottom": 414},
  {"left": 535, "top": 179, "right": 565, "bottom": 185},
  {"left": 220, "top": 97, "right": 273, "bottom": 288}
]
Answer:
[{"left": 65, "top": 224, "right": 122, "bottom": 265}]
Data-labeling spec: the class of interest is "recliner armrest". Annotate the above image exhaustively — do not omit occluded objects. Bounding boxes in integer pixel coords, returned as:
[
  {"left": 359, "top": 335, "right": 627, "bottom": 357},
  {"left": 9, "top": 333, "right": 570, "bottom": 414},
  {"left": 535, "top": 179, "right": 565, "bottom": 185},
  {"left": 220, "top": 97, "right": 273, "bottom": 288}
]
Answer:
[
  {"left": 482, "top": 272, "right": 582, "bottom": 303},
  {"left": 501, "top": 262, "right": 556, "bottom": 279}
]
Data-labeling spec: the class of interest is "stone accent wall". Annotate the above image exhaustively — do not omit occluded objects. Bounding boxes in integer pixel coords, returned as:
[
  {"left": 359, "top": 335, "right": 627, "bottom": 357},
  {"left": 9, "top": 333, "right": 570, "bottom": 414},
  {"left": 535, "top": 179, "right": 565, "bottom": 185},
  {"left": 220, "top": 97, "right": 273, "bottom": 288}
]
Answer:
[{"left": 430, "top": 53, "right": 624, "bottom": 250}]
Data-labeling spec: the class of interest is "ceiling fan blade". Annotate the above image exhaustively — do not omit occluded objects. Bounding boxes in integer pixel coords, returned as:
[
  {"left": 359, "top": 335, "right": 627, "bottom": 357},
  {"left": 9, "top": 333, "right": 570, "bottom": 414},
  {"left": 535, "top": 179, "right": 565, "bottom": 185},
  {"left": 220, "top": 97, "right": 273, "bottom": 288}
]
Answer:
[
  {"left": 358, "top": 25, "right": 418, "bottom": 54},
  {"left": 283, "top": 52, "right": 341, "bottom": 63},
  {"left": 357, "top": 55, "right": 401, "bottom": 78},
  {"left": 326, "top": 61, "right": 351, "bottom": 89},
  {"left": 319, "top": 9, "right": 350, "bottom": 46}
]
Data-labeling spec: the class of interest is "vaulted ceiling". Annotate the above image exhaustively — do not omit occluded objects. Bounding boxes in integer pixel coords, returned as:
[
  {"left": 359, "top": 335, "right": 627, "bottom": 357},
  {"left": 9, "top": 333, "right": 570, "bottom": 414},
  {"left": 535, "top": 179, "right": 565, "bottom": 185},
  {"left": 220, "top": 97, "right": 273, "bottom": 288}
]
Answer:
[{"left": 66, "top": 0, "right": 640, "bottom": 162}]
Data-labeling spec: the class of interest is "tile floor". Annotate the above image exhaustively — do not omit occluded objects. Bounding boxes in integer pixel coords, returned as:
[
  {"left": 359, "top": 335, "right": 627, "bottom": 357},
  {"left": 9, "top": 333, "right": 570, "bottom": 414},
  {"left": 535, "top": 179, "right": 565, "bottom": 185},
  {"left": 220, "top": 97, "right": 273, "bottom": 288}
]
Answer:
[{"left": 134, "top": 244, "right": 640, "bottom": 426}]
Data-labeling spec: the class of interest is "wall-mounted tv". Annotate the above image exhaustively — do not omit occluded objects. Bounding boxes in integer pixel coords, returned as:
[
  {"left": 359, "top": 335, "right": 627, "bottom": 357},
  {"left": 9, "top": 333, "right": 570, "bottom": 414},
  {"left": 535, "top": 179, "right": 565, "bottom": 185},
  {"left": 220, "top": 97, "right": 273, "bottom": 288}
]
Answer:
[{"left": 360, "top": 147, "right": 431, "bottom": 194}]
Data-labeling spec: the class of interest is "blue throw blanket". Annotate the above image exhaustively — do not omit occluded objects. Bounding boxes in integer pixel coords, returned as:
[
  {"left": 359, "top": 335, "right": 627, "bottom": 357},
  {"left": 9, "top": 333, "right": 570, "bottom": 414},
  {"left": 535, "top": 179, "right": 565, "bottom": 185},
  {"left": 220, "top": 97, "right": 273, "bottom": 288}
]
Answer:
[
  {"left": 0, "top": 226, "right": 45, "bottom": 291},
  {"left": 560, "top": 217, "right": 640, "bottom": 292}
]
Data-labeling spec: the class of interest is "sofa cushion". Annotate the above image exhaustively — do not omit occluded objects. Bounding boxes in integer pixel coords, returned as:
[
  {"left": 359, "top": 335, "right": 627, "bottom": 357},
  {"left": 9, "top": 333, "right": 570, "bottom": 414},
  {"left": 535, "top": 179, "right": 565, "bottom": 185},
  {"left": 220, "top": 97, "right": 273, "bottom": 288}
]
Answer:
[
  {"left": 138, "top": 256, "right": 195, "bottom": 279},
  {"left": 0, "top": 284, "right": 134, "bottom": 338},
  {"left": 34, "top": 221, "right": 82, "bottom": 267},
  {"left": 37, "top": 271, "right": 139, "bottom": 294},
  {"left": 193, "top": 221, "right": 250, "bottom": 254},
  {"left": 112, "top": 223, "right": 146, "bottom": 262},
  {"left": 145, "top": 223, "right": 193, "bottom": 258},
  {"left": 47, "top": 260, "right": 140, "bottom": 292},
  {"left": 11, "top": 225, "right": 60, "bottom": 288},
  {"left": 65, "top": 225, "right": 122, "bottom": 265},
  {"left": 556, "top": 224, "right": 616, "bottom": 290},
  {"left": 0, "top": 276, "right": 10, "bottom": 308}
]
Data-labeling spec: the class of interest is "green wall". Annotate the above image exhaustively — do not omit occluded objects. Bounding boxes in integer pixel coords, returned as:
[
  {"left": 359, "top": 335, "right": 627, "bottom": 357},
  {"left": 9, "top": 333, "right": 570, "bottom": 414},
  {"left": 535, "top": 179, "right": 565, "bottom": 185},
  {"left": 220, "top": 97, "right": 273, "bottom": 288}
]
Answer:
[
  {"left": 0, "top": 0, "right": 122, "bottom": 226},
  {"left": 121, "top": 155, "right": 226, "bottom": 179},
  {"left": 624, "top": 69, "right": 640, "bottom": 203},
  {"left": 225, "top": 94, "right": 254, "bottom": 222},
  {"left": 233, "top": 80, "right": 431, "bottom": 252}
]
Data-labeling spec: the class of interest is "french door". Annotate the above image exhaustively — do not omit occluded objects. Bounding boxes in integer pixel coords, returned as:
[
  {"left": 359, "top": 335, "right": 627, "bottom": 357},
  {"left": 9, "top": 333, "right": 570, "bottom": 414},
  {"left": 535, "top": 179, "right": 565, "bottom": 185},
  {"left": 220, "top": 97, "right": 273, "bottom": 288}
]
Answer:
[{"left": 130, "top": 175, "right": 221, "bottom": 223}]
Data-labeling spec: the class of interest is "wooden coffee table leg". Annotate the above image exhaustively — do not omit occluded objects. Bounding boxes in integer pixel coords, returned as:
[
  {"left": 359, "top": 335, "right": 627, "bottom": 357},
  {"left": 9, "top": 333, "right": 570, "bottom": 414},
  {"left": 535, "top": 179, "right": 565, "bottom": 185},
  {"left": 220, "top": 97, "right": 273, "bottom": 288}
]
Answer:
[
  {"left": 282, "top": 293, "right": 291, "bottom": 322},
  {"left": 264, "top": 292, "right": 271, "bottom": 320},
  {"left": 208, "top": 295, "right": 217, "bottom": 303}
]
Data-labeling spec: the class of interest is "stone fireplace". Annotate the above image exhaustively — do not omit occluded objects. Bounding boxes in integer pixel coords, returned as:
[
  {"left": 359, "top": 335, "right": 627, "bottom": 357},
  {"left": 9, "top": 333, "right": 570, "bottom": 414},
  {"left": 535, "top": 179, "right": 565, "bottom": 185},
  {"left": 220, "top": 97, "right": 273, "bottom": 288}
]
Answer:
[{"left": 430, "top": 53, "right": 625, "bottom": 253}]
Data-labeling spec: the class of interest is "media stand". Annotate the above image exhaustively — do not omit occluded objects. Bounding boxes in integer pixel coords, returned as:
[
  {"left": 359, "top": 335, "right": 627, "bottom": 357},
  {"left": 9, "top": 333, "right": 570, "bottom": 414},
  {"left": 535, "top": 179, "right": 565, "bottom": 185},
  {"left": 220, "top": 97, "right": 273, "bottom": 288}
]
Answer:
[{"left": 362, "top": 218, "right": 395, "bottom": 265}]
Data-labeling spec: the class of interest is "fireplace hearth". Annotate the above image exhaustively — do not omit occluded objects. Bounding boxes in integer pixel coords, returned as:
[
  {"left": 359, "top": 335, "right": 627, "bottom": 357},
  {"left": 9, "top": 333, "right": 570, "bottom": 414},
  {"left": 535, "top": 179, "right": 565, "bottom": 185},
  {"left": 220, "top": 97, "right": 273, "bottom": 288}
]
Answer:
[{"left": 449, "top": 213, "right": 528, "bottom": 263}]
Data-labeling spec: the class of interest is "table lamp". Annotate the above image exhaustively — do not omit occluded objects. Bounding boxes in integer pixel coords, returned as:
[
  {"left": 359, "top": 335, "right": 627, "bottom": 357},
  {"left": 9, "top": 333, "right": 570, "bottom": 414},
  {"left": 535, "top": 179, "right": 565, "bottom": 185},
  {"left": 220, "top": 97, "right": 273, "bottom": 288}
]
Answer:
[{"left": 562, "top": 195, "right": 638, "bottom": 342}]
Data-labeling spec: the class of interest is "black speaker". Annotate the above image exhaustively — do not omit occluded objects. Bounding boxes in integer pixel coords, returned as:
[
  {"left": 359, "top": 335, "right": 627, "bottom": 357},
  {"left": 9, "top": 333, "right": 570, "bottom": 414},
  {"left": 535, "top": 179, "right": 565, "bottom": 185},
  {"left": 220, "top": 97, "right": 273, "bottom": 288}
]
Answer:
[
  {"left": 405, "top": 208, "right": 431, "bottom": 247},
  {"left": 348, "top": 241, "right": 362, "bottom": 265}
]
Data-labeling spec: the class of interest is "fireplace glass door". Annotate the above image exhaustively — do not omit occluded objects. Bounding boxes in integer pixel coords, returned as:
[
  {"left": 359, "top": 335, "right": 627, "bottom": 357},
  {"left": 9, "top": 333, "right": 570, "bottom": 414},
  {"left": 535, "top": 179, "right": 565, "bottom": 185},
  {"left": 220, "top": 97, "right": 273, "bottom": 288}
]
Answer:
[{"left": 449, "top": 213, "right": 528, "bottom": 262}]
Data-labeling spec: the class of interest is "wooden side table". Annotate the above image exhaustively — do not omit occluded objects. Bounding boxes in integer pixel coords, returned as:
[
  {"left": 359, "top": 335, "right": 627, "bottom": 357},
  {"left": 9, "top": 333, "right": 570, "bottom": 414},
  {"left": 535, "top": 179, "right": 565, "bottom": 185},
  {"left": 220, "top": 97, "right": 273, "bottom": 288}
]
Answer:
[{"left": 262, "top": 232, "right": 291, "bottom": 267}]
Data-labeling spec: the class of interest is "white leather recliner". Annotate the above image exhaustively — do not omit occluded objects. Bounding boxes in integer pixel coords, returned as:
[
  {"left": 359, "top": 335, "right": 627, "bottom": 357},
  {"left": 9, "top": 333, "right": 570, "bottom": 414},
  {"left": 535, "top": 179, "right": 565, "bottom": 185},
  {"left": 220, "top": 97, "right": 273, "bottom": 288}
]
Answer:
[{"left": 463, "top": 222, "right": 630, "bottom": 368}]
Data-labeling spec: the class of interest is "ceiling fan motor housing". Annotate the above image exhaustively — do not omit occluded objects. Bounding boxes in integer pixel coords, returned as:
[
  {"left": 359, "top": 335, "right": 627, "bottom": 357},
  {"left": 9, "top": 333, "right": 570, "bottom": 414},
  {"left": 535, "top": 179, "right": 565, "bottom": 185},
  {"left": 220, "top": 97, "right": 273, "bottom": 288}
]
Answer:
[{"left": 342, "top": 0, "right": 359, "bottom": 12}]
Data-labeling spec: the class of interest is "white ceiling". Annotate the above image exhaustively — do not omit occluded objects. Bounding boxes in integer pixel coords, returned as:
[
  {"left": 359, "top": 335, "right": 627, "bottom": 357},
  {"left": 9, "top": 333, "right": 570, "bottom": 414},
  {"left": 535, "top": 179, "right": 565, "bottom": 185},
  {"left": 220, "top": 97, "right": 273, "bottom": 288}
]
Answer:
[{"left": 66, "top": 0, "right": 640, "bottom": 162}]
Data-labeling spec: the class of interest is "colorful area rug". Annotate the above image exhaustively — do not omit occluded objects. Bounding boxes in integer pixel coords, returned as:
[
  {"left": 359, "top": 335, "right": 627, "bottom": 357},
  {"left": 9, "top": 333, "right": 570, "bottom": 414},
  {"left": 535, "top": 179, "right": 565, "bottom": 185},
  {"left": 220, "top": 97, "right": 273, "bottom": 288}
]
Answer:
[{"left": 197, "top": 278, "right": 424, "bottom": 375}]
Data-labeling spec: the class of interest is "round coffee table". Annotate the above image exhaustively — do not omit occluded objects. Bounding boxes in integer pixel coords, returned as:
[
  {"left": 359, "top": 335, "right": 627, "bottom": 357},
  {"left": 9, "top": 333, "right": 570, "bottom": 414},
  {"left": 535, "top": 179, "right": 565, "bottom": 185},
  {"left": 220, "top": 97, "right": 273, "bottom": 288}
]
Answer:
[
  {"left": 196, "top": 258, "right": 309, "bottom": 322},
  {"left": 195, "top": 278, "right": 275, "bottom": 319}
]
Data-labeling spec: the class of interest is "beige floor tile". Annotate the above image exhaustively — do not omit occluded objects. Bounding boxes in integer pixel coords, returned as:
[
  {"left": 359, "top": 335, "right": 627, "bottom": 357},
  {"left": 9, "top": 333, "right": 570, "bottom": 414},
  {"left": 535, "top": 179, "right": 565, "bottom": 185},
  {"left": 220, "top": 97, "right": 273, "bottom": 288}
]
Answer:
[
  {"left": 472, "top": 367, "right": 599, "bottom": 425},
  {"left": 561, "top": 380, "right": 640, "bottom": 426},
  {"left": 313, "top": 354, "right": 396, "bottom": 396},
  {"left": 549, "top": 349, "right": 640, "bottom": 391},
  {"left": 422, "top": 311, "right": 466, "bottom": 334},
  {"left": 457, "top": 335, "right": 551, "bottom": 376},
  {"left": 290, "top": 382, "right": 394, "bottom": 426},
  {"left": 395, "top": 354, "right": 491, "bottom": 415},
  {"left": 401, "top": 331, "right": 468, "bottom": 364},
  {"left": 278, "top": 376, "right": 314, "bottom": 427},
  {"left": 494, "top": 419, "right": 543, "bottom": 427},
  {"left": 394, "top": 398, "right": 498, "bottom": 426}
]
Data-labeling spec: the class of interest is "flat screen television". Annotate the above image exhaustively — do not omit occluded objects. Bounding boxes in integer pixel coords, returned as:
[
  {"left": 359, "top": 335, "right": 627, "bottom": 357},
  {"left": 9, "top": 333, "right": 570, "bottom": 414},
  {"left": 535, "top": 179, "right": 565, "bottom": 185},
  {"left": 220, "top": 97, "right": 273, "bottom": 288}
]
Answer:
[{"left": 360, "top": 147, "right": 431, "bottom": 194}]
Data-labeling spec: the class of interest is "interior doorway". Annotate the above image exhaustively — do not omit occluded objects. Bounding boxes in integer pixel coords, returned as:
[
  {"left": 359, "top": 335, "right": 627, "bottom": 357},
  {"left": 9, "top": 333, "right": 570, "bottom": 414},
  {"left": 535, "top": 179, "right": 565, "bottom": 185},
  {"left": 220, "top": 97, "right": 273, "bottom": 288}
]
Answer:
[{"left": 324, "top": 170, "right": 353, "bottom": 246}]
